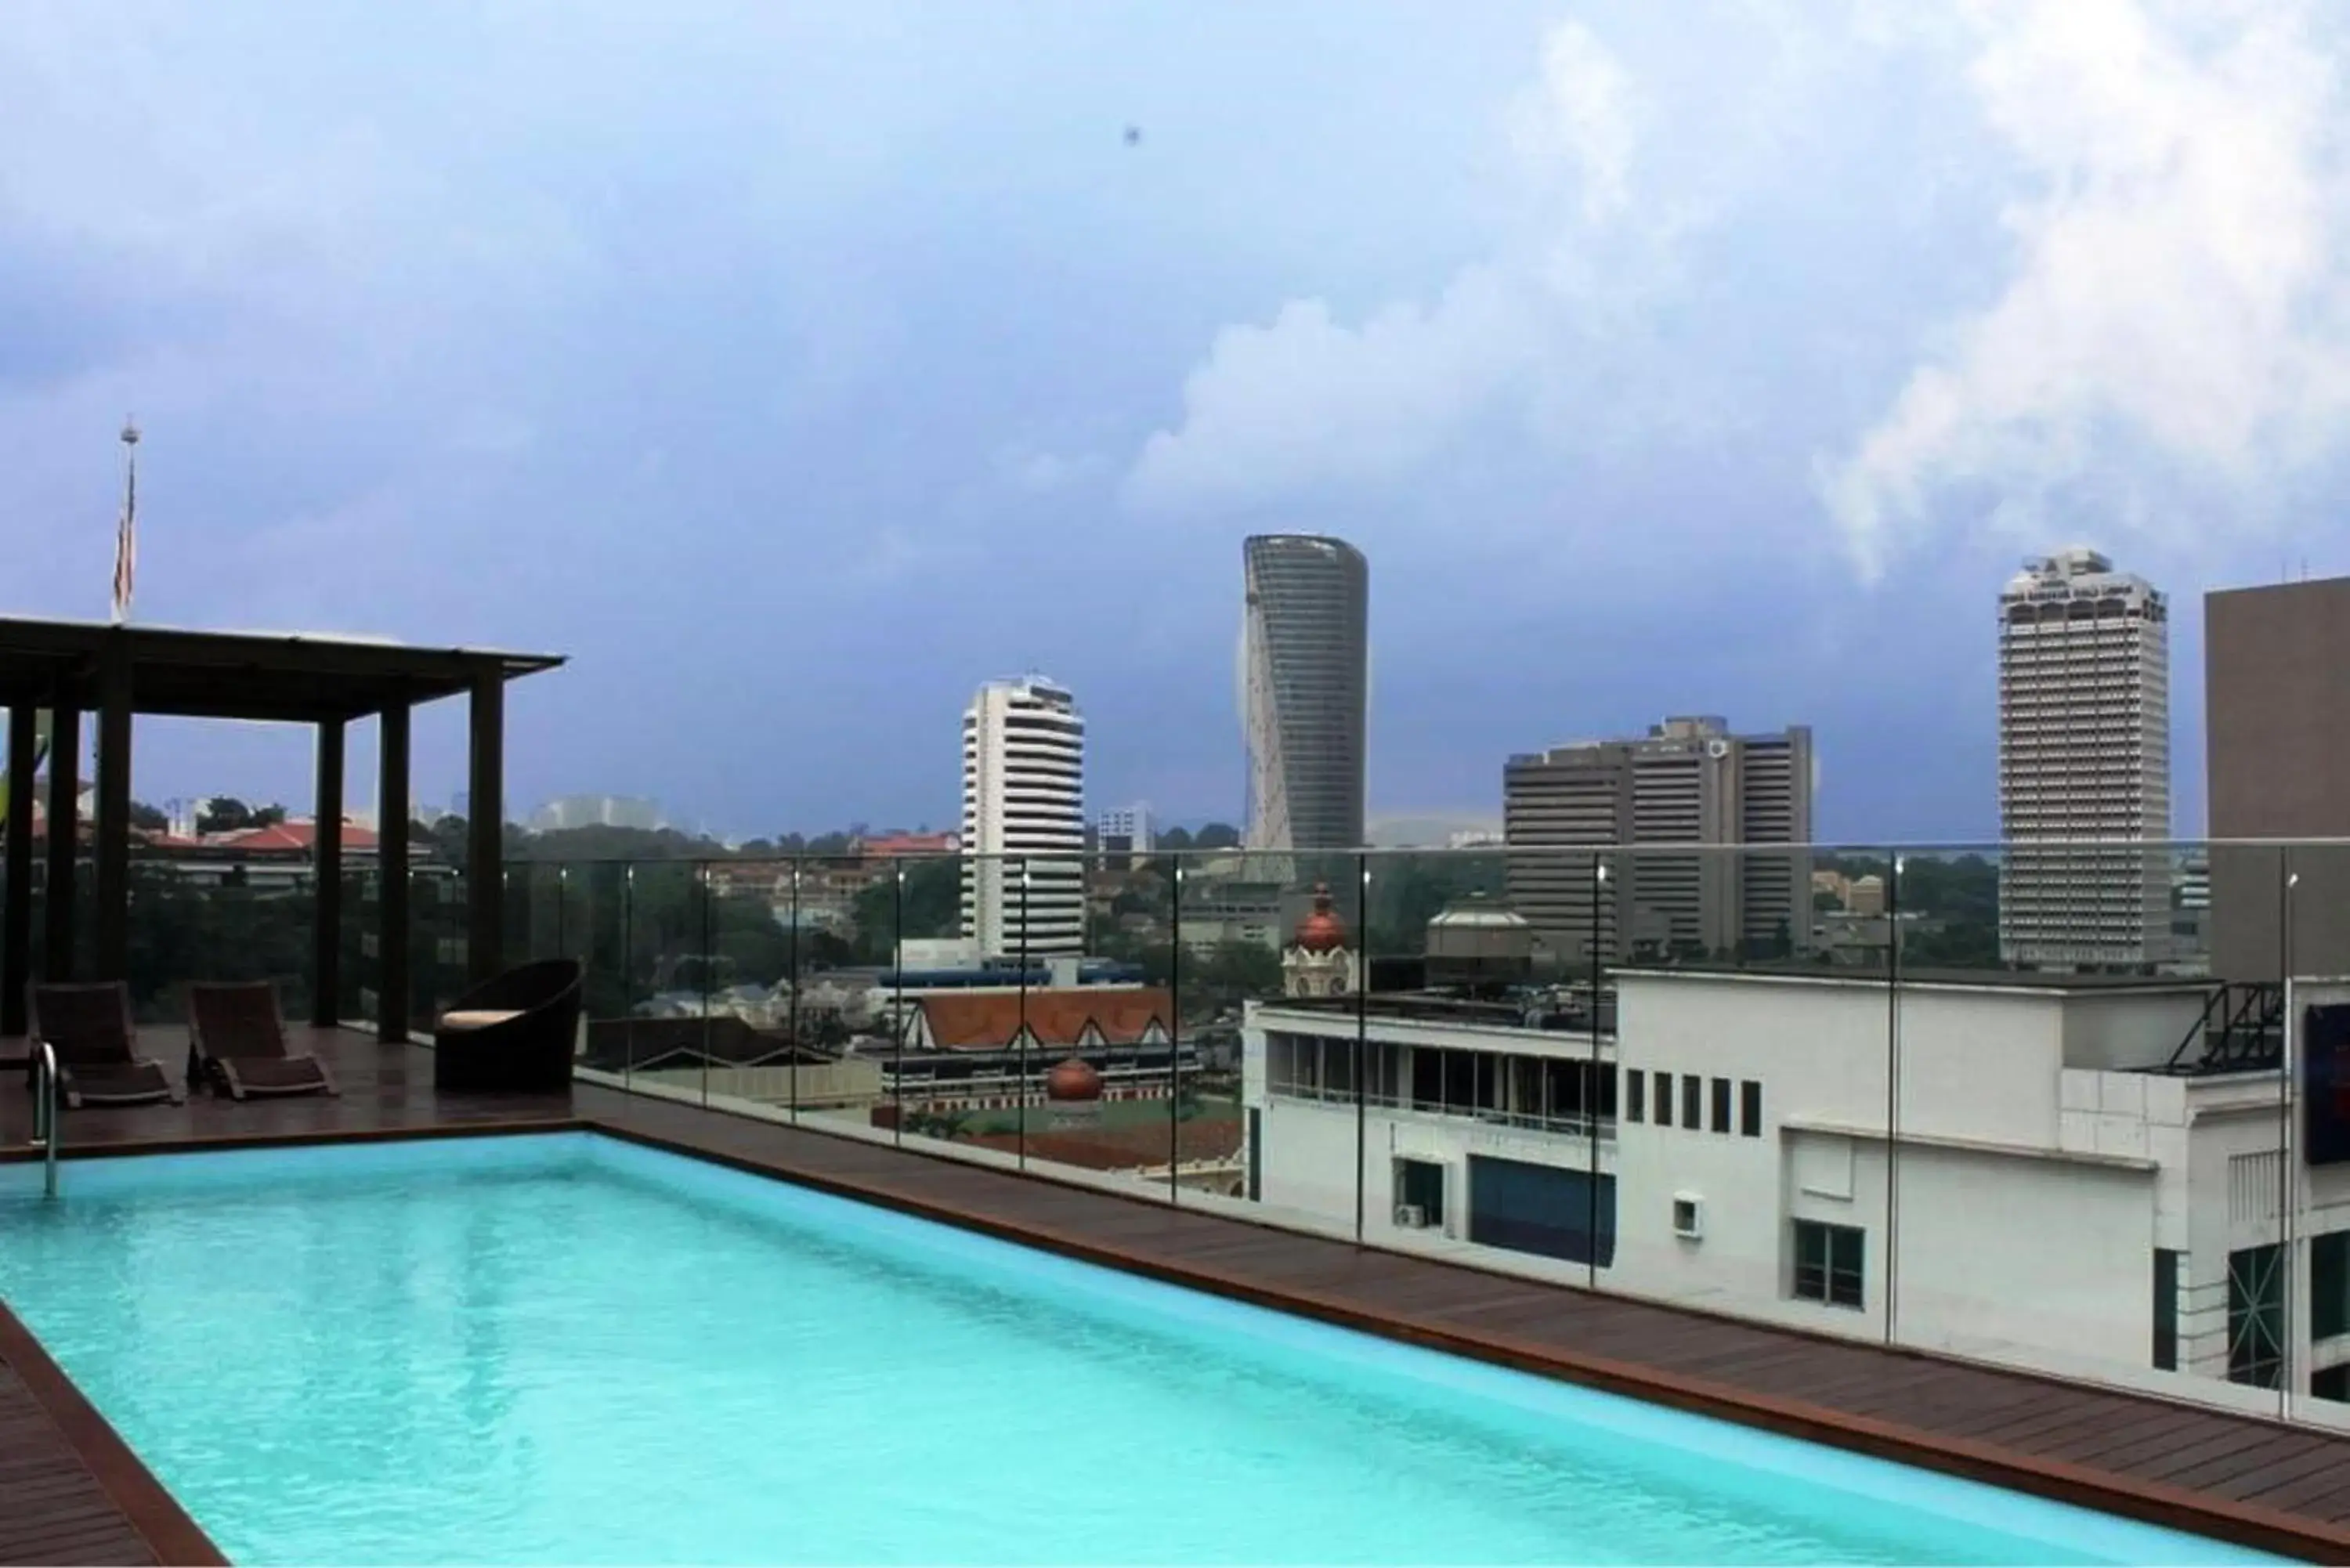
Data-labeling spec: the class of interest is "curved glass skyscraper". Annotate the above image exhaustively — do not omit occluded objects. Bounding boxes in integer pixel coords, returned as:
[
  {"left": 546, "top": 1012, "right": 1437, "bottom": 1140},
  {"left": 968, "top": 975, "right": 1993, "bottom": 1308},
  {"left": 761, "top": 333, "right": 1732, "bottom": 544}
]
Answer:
[{"left": 1240, "top": 534, "right": 1368, "bottom": 852}]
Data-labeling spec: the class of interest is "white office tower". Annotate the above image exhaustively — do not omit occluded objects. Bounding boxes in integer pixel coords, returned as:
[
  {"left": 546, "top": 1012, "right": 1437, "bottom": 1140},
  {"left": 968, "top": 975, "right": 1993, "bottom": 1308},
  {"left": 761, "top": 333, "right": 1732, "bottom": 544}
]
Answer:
[
  {"left": 1998, "top": 548, "right": 2171, "bottom": 968},
  {"left": 960, "top": 677, "right": 1086, "bottom": 959}
]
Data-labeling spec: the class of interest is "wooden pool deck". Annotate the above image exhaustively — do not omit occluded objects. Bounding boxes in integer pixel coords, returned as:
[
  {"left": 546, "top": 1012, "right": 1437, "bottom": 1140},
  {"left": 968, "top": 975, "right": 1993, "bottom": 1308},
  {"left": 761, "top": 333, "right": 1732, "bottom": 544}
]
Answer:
[{"left": 5, "top": 1028, "right": 2350, "bottom": 1564}]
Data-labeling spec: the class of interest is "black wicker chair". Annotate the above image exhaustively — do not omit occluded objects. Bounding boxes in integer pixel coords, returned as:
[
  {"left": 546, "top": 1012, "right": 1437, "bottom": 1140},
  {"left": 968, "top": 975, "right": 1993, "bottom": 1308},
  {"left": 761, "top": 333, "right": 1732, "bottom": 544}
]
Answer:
[{"left": 432, "top": 959, "right": 583, "bottom": 1093}]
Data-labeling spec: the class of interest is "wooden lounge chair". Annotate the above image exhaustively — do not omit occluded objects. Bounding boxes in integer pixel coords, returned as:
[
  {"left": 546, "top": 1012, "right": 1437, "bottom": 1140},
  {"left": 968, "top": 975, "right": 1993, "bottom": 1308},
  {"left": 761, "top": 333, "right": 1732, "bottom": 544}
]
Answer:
[
  {"left": 186, "top": 981, "right": 338, "bottom": 1100},
  {"left": 27, "top": 981, "right": 182, "bottom": 1108},
  {"left": 433, "top": 959, "right": 583, "bottom": 1093}
]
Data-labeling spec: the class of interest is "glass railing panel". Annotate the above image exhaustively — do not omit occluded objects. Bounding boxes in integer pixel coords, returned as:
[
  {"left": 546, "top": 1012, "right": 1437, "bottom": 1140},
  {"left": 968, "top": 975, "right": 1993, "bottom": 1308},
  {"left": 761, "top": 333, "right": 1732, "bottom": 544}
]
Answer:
[
  {"left": 2282, "top": 840, "right": 2350, "bottom": 1430},
  {"left": 1204, "top": 847, "right": 1365, "bottom": 1237}
]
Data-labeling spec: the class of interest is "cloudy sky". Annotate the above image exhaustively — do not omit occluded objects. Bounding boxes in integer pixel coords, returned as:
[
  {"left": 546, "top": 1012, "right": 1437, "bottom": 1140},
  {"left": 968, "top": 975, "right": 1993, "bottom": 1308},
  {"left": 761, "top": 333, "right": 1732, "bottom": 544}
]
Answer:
[{"left": 5, "top": 0, "right": 2348, "bottom": 844}]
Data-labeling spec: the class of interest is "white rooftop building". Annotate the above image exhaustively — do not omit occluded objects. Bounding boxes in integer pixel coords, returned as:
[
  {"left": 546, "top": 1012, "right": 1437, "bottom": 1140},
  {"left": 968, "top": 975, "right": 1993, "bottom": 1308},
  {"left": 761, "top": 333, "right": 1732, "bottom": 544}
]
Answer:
[{"left": 1243, "top": 963, "right": 2350, "bottom": 1426}]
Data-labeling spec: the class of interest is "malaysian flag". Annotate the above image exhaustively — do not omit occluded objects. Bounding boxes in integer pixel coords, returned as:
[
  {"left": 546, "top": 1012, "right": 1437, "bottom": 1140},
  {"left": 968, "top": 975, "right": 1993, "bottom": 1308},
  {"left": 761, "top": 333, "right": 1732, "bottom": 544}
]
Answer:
[{"left": 112, "top": 421, "right": 138, "bottom": 623}]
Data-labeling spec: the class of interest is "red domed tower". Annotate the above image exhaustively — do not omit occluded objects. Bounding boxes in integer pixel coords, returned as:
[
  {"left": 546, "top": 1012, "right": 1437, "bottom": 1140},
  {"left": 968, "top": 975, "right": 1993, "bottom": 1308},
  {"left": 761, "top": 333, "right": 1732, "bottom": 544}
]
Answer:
[{"left": 1284, "top": 883, "right": 1358, "bottom": 997}]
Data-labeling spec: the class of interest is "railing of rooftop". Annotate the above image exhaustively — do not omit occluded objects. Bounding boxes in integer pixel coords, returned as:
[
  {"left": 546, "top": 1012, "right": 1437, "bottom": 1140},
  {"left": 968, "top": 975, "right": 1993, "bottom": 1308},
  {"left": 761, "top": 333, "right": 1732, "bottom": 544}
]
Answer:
[{"left": 90, "top": 833, "right": 2326, "bottom": 1434}]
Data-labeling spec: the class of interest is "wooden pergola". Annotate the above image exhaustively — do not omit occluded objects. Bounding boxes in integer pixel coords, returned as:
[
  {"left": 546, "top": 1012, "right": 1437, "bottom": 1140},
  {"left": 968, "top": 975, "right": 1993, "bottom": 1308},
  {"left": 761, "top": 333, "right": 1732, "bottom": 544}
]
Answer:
[{"left": 0, "top": 618, "right": 564, "bottom": 1043}]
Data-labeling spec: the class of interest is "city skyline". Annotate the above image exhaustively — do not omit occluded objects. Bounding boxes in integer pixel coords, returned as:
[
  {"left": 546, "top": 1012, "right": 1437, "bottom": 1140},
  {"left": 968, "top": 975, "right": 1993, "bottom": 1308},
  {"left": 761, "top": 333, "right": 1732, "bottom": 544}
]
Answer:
[{"left": 6, "top": 5, "right": 2350, "bottom": 840}]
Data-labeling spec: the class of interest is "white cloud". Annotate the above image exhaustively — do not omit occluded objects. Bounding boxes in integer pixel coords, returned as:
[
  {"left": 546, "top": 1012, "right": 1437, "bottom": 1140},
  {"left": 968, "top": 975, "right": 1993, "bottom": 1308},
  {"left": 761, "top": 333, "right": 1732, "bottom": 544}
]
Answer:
[
  {"left": 1819, "top": 0, "right": 2350, "bottom": 578},
  {"left": 1122, "top": 22, "right": 1643, "bottom": 516},
  {"left": 1512, "top": 21, "right": 1638, "bottom": 226}
]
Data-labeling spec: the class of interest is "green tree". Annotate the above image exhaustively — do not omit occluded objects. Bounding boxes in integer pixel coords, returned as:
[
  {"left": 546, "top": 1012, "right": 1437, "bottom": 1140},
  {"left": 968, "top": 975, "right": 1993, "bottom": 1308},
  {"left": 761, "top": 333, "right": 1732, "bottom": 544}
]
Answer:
[
  {"left": 1365, "top": 854, "right": 1506, "bottom": 954},
  {"left": 196, "top": 797, "right": 256, "bottom": 834},
  {"left": 848, "top": 857, "right": 962, "bottom": 963}
]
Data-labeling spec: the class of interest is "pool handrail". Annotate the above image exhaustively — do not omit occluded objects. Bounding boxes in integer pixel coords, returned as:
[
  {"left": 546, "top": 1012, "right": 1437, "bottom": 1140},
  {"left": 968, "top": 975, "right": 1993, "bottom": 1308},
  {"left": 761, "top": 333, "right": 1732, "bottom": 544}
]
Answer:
[{"left": 31, "top": 1039, "right": 59, "bottom": 1198}]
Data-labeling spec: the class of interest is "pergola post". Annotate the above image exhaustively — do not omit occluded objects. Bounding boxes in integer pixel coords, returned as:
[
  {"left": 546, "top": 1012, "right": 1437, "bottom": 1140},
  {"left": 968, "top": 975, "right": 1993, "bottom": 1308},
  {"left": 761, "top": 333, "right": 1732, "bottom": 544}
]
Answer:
[
  {"left": 93, "top": 638, "right": 133, "bottom": 981},
  {"left": 42, "top": 704, "right": 80, "bottom": 981},
  {"left": 3, "top": 703, "right": 35, "bottom": 1036},
  {"left": 313, "top": 717, "right": 345, "bottom": 1028},
  {"left": 378, "top": 702, "right": 411, "bottom": 1044},
  {"left": 467, "top": 669, "right": 504, "bottom": 985}
]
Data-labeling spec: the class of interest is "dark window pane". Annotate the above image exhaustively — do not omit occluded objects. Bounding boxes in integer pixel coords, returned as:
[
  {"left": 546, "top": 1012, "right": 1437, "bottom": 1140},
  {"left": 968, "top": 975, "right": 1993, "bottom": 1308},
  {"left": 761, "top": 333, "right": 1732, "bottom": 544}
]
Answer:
[
  {"left": 1710, "top": 1077, "right": 1731, "bottom": 1134},
  {"left": 1794, "top": 1220, "right": 1864, "bottom": 1310},
  {"left": 1740, "top": 1079, "right": 1762, "bottom": 1137},
  {"left": 1654, "top": 1072, "right": 1672, "bottom": 1128},
  {"left": 2228, "top": 1243, "right": 2284, "bottom": 1390},
  {"left": 1682, "top": 1074, "right": 1702, "bottom": 1130},
  {"left": 1626, "top": 1071, "right": 1645, "bottom": 1124},
  {"left": 2314, "top": 1232, "right": 2349, "bottom": 1343},
  {"left": 2154, "top": 1249, "right": 2180, "bottom": 1371}
]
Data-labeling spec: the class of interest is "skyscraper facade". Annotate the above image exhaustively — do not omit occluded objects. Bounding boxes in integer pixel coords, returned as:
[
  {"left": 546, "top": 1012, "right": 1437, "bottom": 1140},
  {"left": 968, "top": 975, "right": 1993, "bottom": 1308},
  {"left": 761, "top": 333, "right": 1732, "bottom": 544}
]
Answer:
[
  {"left": 1503, "top": 717, "right": 1814, "bottom": 964},
  {"left": 2204, "top": 574, "right": 2350, "bottom": 981},
  {"left": 960, "top": 677, "right": 1086, "bottom": 958},
  {"left": 1240, "top": 535, "right": 1369, "bottom": 854},
  {"left": 1997, "top": 548, "right": 2171, "bottom": 968}
]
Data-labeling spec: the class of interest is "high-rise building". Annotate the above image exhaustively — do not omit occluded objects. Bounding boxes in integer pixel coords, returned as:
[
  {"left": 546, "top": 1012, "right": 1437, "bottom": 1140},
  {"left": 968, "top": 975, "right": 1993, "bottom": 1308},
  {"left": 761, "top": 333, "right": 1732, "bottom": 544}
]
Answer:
[
  {"left": 1503, "top": 717, "right": 1814, "bottom": 964},
  {"left": 1240, "top": 535, "right": 1368, "bottom": 854},
  {"left": 1997, "top": 548, "right": 2171, "bottom": 968},
  {"left": 960, "top": 677, "right": 1086, "bottom": 959},
  {"left": 2205, "top": 575, "right": 2350, "bottom": 981},
  {"left": 1095, "top": 803, "right": 1154, "bottom": 868}
]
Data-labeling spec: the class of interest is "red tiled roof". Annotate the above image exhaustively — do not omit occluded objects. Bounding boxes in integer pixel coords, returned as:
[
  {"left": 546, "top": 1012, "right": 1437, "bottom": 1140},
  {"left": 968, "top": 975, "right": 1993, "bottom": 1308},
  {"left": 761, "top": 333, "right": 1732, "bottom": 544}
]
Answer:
[
  {"left": 213, "top": 819, "right": 379, "bottom": 853},
  {"left": 916, "top": 987, "right": 1171, "bottom": 1050},
  {"left": 857, "top": 832, "right": 960, "bottom": 858}
]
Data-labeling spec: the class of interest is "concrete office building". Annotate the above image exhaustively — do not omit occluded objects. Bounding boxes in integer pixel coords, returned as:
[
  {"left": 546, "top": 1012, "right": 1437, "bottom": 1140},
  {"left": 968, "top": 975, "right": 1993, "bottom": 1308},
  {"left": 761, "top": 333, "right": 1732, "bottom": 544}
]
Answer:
[
  {"left": 1502, "top": 717, "right": 1814, "bottom": 965},
  {"left": 1998, "top": 549, "right": 2171, "bottom": 968},
  {"left": 1240, "top": 535, "right": 1369, "bottom": 855},
  {"left": 2207, "top": 576, "right": 2350, "bottom": 982},
  {"left": 1244, "top": 963, "right": 2350, "bottom": 1424},
  {"left": 1095, "top": 803, "right": 1155, "bottom": 868},
  {"left": 960, "top": 677, "right": 1086, "bottom": 959}
]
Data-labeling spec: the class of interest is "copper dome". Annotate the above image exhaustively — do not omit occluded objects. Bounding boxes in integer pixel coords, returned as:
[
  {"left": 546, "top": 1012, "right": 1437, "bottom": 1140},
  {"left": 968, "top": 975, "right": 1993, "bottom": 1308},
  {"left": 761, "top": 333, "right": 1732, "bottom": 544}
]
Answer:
[
  {"left": 1045, "top": 1057, "right": 1103, "bottom": 1102},
  {"left": 1293, "top": 883, "right": 1347, "bottom": 953}
]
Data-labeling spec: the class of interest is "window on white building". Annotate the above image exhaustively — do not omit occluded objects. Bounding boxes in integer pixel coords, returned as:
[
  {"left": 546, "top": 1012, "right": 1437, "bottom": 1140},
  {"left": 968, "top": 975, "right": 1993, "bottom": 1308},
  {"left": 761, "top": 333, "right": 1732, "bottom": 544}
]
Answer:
[
  {"left": 1681, "top": 1074, "right": 1702, "bottom": 1131},
  {"left": 1709, "top": 1077, "right": 1731, "bottom": 1134},
  {"left": 2313, "top": 1232, "right": 2349, "bottom": 1344},
  {"left": 1793, "top": 1220, "right": 1864, "bottom": 1310},
  {"left": 1739, "top": 1079, "right": 1762, "bottom": 1138},
  {"left": 2153, "top": 1249, "right": 2181, "bottom": 1371},
  {"left": 2227, "top": 1243, "right": 2285, "bottom": 1390},
  {"left": 1654, "top": 1071, "right": 1672, "bottom": 1128},
  {"left": 1396, "top": 1158, "right": 1445, "bottom": 1227},
  {"left": 1626, "top": 1071, "right": 1645, "bottom": 1124}
]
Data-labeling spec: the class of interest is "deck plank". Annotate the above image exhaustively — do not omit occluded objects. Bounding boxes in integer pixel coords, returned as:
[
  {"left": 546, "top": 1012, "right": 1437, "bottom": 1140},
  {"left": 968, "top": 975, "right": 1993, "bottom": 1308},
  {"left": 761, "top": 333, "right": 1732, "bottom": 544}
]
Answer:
[{"left": 5, "top": 1030, "right": 2350, "bottom": 1563}]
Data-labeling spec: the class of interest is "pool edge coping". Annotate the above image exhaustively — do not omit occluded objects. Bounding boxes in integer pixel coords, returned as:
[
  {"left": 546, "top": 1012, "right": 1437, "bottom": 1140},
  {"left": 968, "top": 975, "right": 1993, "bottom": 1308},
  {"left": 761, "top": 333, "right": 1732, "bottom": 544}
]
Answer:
[
  {"left": 7, "top": 1109, "right": 2346, "bottom": 1564},
  {"left": 0, "top": 1300, "right": 226, "bottom": 1568}
]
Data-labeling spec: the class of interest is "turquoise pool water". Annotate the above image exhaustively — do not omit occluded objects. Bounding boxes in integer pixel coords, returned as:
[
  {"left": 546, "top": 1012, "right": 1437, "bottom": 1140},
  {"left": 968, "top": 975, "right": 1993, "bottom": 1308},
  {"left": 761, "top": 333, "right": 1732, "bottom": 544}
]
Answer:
[{"left": 0, "top": 1135, "right": 2278, "bottom": 1566}]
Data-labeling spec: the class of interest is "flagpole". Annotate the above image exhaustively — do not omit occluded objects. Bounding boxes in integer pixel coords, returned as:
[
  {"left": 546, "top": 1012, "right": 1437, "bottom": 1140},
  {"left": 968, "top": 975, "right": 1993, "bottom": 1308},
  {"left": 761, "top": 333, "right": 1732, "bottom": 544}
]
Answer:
[{"left": 114, "top": 418, "right": 139, "bottom": 625}]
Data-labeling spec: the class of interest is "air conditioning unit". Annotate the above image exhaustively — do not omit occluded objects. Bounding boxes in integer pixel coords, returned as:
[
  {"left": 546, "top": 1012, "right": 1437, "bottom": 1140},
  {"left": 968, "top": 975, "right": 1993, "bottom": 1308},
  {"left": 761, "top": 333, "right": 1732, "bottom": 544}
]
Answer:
[
  {"left": 1672, "top": 1194, "right": 1705, "bottom": 1241},
  {"left": 1393, "top": 1203, "right": 1428, "bottom": 1230}
]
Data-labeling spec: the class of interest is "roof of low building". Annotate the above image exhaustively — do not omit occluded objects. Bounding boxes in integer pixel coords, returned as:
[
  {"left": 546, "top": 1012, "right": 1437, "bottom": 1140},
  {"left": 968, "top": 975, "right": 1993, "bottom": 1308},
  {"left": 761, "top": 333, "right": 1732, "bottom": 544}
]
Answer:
[
  {"left": 916, "top": 987, "right": 1173, "bottom": 1049},
  {"left": 1611, "top": 960, "right": 2210, "bottom": 993}
]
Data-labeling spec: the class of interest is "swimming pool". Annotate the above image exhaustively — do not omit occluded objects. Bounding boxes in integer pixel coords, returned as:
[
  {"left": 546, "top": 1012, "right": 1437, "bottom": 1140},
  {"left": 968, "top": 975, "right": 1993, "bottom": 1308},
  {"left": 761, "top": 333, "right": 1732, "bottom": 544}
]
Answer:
[{"left": 0, "top": 1133, "right": 2280, "bottom": 1566}]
